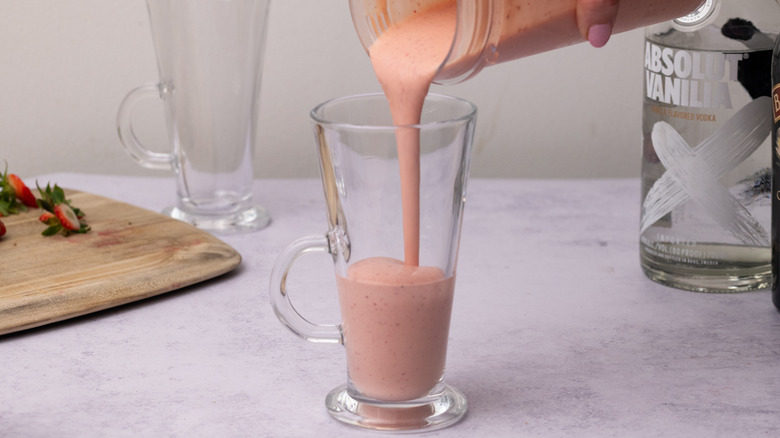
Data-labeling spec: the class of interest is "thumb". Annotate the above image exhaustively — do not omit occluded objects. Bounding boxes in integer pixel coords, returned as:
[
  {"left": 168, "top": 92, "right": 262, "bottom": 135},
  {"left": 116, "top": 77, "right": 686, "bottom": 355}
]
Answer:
[{"left": 576, "top": 0, "right": 620, "bottom": 48}]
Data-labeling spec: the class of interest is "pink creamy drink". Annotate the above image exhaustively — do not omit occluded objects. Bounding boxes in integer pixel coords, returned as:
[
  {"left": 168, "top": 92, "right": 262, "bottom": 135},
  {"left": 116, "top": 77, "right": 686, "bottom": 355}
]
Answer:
[
  {"left": 352, "top": 5, "right": 455, "bottom": 401},
  {"left": 348, "top": 2, "right": 454, "bottom": 402},
  {"left": 368, "top": 2, "right": 456, "bottom": 266},
  {"left": 337, "top": 257, "right": 455, "bottom": 401}
]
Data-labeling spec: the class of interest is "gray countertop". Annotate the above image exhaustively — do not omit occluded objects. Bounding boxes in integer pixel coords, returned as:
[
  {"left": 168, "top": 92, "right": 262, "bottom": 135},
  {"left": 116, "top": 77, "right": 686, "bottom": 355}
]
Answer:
[{"left": 1, "top": 174, "right": 778, "bottom": 437}]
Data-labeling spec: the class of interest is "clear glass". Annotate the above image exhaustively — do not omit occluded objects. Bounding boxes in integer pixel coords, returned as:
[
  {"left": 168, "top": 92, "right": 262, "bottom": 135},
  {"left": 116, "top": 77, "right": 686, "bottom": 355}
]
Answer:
[
  {"left": 117, "top": 0, "right": 271, "bottom": 233},
  {"left": 640, "top": 0, "right": 780, "bottom": 292},
  {"left": 348, "top": 0, "right": 703, "bottom": 84},
  {"left": 269, "top": 93, "right": 477, "bottom": 432}
]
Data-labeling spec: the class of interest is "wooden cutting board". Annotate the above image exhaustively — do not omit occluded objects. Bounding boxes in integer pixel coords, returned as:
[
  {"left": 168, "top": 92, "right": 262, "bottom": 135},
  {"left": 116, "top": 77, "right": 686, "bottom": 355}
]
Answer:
[{"left": 0, "top": 189, "right": 241, "bottom": 335}]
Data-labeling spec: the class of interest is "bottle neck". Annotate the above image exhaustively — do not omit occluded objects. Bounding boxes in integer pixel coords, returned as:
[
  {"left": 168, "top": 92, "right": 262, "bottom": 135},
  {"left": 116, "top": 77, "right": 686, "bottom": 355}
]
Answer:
[{"left": 646, "top": 0, "right": 780, "bottom": 52}]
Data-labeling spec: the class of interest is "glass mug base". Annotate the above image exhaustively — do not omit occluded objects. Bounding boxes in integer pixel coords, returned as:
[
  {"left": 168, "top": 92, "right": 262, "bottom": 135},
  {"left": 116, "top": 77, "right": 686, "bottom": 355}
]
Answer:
[
  {"left": 163, "top": 204, "right": 270, "bottom": 233},
  {"left": 325, "top": 383, "right": 468, "bottom": 432}
]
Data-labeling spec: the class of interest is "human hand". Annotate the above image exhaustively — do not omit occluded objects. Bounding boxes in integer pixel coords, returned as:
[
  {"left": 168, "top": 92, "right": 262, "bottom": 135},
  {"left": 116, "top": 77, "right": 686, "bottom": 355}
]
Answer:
[{"left": 576, "top": 0, "right": 620, "bottom": 48}]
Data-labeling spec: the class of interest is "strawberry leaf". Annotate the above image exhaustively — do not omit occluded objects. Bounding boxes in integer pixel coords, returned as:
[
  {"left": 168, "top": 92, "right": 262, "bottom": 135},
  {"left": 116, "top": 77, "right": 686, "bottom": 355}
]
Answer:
[
  {"left": 0, "top": 164, "right": 27, "bottom": 215},
  {"left": 0, "top": 200, "right": 10, "bottom": 217},
  {"left": 41, "top": 224, "right": 62, "bottom": 236}
]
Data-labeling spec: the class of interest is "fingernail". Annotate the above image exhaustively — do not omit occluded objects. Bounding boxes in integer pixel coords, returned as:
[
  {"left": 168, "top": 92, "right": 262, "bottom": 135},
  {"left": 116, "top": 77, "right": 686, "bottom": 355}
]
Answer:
[{"left": 588, "top": 23, "right": 612, "bottom": 48}]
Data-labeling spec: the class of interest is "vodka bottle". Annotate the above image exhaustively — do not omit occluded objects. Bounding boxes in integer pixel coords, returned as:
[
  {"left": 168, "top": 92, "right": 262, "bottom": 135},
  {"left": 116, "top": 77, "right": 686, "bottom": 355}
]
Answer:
[{"left": 640, "top": 0, "right": 780, "bottom": 292}]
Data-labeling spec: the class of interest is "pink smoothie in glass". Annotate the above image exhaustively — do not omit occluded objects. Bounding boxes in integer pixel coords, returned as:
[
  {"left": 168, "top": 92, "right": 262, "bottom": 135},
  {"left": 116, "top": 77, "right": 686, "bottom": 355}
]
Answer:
[
  {"left": 343, "top": 2, "right": 456, "bottom": 402},
  {"left": 337, "top": 257, "right": 455, "bottom": 401}
]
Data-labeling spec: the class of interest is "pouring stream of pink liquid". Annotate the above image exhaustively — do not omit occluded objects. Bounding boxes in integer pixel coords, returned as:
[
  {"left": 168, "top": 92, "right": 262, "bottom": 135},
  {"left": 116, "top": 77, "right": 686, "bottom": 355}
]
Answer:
[{"left": 368, "top": 3, "right": 457, "bottom": 266}]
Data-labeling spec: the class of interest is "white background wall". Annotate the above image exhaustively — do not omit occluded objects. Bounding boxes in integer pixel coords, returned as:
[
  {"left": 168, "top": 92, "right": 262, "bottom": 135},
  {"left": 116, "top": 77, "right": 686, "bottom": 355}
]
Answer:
[{"left": 0, "top": 0, "right": 648, "bottom": 180}]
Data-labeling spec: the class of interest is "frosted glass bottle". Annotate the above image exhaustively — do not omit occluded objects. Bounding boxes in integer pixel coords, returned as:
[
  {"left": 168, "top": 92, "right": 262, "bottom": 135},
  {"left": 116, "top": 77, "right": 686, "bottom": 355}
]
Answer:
[{"left": 640, "top": 0, "right": 780, "bottom": 292}]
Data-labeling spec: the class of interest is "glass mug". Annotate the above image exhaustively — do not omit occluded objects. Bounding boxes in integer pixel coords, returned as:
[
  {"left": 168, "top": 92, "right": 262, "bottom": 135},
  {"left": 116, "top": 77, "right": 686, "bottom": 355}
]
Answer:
[
  {"left": 270, "top": 93, "right": 477, "bottom": 432},
  {"left": 117, "top": 0, "right": 271, "bottom": 233}
]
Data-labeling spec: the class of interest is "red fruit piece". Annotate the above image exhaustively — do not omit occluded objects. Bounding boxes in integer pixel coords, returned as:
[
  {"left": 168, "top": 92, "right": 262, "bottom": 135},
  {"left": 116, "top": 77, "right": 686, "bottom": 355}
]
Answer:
[
  {"left": 7, "top": 174, "right": 37, "bottom": 208},
  {"left": 54, "top": 204, "right": 80, "bottom": 231},
  {"left": 39, "top": 211, "right": 55, "bottom": 223},
  {"left": 0, "top": 219, "right": 5, "bottom": 237}
]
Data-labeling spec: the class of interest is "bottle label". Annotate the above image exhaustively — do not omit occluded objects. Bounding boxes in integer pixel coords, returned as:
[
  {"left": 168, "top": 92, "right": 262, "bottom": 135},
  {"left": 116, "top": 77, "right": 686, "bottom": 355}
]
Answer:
[
  {"left": 640, "top": 39, "right": 773, "bottom": 266},
  {"left": 773, "top": 83, "right": 780, "bottom": 122},
  {"left": 644, "top": 41, "right": 745, "bottom": 110}
]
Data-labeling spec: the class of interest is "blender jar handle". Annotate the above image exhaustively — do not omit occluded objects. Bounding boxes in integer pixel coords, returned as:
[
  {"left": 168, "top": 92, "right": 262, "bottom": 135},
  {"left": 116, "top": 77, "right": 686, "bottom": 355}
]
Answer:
[
  {"left": 116, "top": 83, "right": 175, "bottom": 171},
  {"left": 269, "top": 235, "right": 343, "bottom": 344}
]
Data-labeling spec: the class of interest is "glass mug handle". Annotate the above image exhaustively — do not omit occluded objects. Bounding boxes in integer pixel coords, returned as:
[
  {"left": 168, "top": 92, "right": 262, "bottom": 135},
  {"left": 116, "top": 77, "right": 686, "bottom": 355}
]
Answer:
[
  {"left": 116, "top": 83, "right": 174, "bottom": 171},
  {"left": 269, "top": 235, "right": 343, "bottom": 344}
]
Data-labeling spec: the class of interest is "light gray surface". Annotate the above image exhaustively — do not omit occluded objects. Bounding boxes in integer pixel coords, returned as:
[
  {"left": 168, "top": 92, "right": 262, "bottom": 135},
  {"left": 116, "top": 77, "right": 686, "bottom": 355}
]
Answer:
[{"left": 1, "top": 174, "right": 778, "bottom": 437}]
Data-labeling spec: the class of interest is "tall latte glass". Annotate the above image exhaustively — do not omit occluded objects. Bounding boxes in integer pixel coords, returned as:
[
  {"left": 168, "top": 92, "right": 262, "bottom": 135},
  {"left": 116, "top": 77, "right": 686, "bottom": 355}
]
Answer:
[
  {"left": 117, "top": 0, "right": 271, "bottom": 233},
  {"left": 270, "top": 93, "right": 476, "bottom": 432}
]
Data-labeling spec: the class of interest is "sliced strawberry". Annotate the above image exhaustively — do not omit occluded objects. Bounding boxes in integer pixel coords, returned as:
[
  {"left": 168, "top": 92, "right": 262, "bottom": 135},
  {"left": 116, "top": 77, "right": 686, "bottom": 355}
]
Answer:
[
  {"left": 0, "top": 218, "right": 5, "bottom": 237},
  {"left": 39, "top": 211, "right": 55, "bottom": 223},
  {"left": 54, "top": 203, "right": 80, "bottom": 231},
  {"left": 7, "top": 174, "right": 37, "bottom": 208}
]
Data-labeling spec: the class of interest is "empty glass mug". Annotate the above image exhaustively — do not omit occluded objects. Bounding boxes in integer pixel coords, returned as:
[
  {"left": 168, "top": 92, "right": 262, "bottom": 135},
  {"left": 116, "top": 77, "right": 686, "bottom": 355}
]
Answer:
[
  {"left": 117, "top": 0, "right": 271, "bottom": 232},
  {"left": 270, "top": 93, "right": 477, "bottom": 432}
]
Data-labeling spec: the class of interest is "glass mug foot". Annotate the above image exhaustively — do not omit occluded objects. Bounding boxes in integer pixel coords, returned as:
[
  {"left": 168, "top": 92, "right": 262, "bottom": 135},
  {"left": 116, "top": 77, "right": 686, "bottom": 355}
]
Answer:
[
  {"left": 163, "top": 204, "right": 270, "bottom": 233},
  {"left": 325, "top": 383, "right": 468, "bottom": 432}
]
